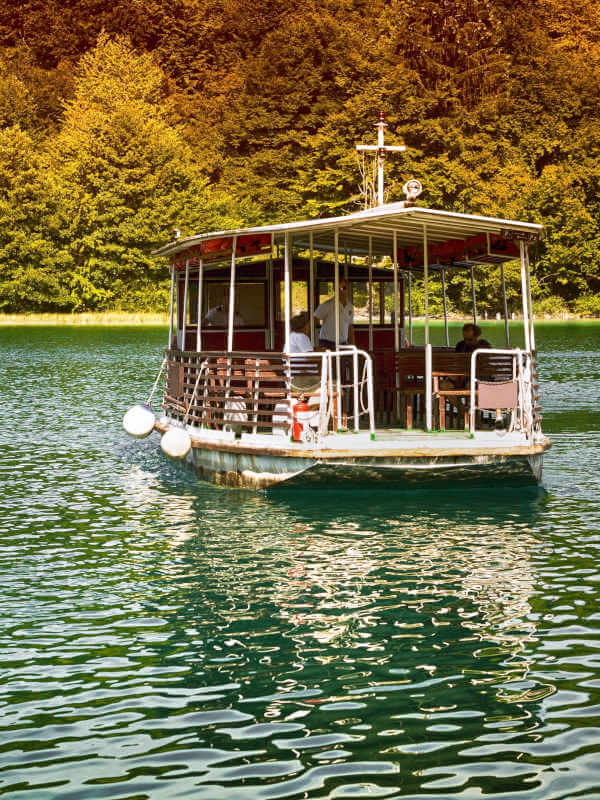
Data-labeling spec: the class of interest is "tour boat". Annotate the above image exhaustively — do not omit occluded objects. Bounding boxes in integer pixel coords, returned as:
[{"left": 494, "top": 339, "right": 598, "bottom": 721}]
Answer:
[{"left": 123, "top": 116, "right": 551, "bottom": 490}]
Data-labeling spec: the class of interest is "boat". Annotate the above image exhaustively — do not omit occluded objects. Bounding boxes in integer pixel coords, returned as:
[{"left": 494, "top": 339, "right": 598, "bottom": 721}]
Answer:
[{"left": 123, "top": 115, "right": 551, "bottom": 490}]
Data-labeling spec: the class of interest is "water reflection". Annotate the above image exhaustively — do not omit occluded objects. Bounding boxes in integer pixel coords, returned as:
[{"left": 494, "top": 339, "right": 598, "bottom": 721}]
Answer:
[{"left": 2, "top": 324, "right": 600, "bottom": 799}]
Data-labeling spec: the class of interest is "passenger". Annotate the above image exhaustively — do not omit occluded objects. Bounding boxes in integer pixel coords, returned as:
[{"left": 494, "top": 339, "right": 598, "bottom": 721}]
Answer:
[
  {"left": 314, "top": 279, "right": 354, "bottom": 348},
  {"left": 289, "top": 312, "right": 321, "bottom": 394},
  {"left": 455, "top": 323, "right": 491, "bottom": 353},
  {"left": 289, "top": 312, "right": 314, "bottom": 354},
  {"left": 203, "top": 293, "right": 244, "bottom": 327}
]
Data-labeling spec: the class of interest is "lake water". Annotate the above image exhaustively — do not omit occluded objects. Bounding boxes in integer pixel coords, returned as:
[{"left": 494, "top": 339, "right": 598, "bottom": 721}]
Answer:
[{"left": 1, "top": 322, "right": 599, "bottom": 799}]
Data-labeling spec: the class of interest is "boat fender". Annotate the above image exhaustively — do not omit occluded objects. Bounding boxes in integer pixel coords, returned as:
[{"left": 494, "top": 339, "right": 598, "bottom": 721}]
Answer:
[
  {"left": 161, "top": 427, "right": 192, "bottom": 459},
  {"left": 123, "top": 404, "right": 155, "bottom": 439}
]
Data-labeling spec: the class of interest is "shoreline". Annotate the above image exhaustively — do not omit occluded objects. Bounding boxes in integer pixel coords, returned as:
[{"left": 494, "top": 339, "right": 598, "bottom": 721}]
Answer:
[{"left": 0, "top": 312, "right": 598, "bottom": 326}]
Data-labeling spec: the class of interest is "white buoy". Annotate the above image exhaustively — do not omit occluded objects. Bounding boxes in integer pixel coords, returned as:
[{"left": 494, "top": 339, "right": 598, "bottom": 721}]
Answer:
[
  {"left": 123, "top": 404, "right": 155, "bottom": 439},
  {"left": 160, "top": 427, "right": 192, "bottom": 459}
]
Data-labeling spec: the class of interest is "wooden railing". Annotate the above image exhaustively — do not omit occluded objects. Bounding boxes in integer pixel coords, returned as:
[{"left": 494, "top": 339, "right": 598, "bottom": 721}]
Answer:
[{"left": 163, "top": 350, "right": 293, "bottom": 434}]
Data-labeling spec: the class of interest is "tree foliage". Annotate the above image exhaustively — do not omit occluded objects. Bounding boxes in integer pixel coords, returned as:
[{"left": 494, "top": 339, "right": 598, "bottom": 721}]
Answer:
[{"left": 0, "top": 2, "right": 600, "bottom": 312}]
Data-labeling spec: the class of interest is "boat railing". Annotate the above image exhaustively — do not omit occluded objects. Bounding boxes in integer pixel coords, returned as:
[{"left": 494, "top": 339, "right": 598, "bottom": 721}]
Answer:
[
  {"left": 469, "top": 348, "right": 534, "bottom": 437},
  {"left": 288, "top": 347, "right": 376, "bottom": 438},
  {"left": 161, "top": 347, "right": 376, "bottom": 441}
]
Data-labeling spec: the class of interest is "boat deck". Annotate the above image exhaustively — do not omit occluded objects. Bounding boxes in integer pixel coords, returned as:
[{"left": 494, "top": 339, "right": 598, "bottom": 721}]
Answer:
[{"left": 154, "top": 416, "right": 550, "bottom": 458}]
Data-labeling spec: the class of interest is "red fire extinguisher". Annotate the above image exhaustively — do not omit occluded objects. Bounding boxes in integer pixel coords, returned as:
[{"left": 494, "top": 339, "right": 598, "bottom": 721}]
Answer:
[{"left": 292, "top": 399, "right": 309, "bottom": 442}]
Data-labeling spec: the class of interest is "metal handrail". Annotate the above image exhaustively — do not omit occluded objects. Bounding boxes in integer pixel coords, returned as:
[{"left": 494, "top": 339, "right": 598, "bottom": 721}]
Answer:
[
  {"left": 287, "top": 347, "right": 376, "bottom": 437},
  {"left": 469, "top": 348, "right": 532, "bottom": 436}
]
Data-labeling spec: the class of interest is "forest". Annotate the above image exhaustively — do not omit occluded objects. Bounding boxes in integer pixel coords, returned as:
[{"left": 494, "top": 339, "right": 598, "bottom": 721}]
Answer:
[{"left": 1, "top": 0, "right": 600, "bottom": 315}]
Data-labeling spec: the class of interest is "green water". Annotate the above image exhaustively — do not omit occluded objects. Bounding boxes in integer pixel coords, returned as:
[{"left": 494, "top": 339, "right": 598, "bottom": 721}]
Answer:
[{"left": 1, "top": 322, "right": 599, "bottom": 799}]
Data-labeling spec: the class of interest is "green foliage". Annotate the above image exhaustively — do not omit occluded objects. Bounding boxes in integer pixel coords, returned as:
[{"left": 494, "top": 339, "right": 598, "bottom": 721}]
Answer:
[
  {"left": 572, "top": 294, "right": 600, "bottom": 317},
  {"left": 1, "top": 5, "right": 600, "bottom": 313}
]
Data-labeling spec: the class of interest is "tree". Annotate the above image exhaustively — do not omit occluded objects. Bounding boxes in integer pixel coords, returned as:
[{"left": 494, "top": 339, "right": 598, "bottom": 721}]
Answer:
[
  {"left": 49, "top": 34, "right": 258, "bottom": 311},
  {"left": 0, "top": 125, "right": 69, "bottom": 311}
]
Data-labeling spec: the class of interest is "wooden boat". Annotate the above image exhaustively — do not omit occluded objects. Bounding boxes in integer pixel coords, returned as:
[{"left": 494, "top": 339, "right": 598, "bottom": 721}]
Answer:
[{"left": 123, "top": 116, "right": 550, "bottom": 489}]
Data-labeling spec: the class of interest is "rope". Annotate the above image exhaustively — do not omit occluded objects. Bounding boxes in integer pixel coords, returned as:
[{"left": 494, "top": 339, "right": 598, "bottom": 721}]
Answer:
[
  {"left": 182, "top": 360, "right": 208, "bottom": 427},
  {"left": 146, "top": 357, "right": 167, "bottom": 407}
]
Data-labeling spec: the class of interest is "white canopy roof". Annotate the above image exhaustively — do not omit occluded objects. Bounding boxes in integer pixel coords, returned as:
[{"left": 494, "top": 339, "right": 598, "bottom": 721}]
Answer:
[{"left": 153, "top": 202, "right": 543, "bottom": 261}]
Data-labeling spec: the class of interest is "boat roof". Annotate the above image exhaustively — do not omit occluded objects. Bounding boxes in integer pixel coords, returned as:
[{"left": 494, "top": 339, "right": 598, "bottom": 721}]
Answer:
[{"left": 153, "top": 202, "right": 544, "bottom": 261}]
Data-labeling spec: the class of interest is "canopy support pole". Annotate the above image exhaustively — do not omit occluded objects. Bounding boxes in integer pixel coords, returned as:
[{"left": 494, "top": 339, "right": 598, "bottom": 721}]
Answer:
[
  {"left": 441, "top": 268, "right": 449, "bottom": 347},
  {"left": 519, "top": 240, "right": 531, "bottom": 353},
  {"left": 283, "top": 232, "right": 292, "bottom": 353},
  {"left": 501, "top": 262, "right": 510, "bottom": 347},
  {"left": 408, "top": 271, "right": 413, "bottom": 345},
  {"left": 196, "top": 259, "right": 203, "bottom": 352},
  {"left": 470, "top": 264, "right": 477, "bottom": 325},
  {"left": 368, "top": 236, "right": 373, "bottom": 352},
  {"left": 268, "top": 234, "right": 274, "bottom": 350},
  {"left": 181, "top": 258, "right": 189, "bottom": 351},
  {"left": 525, "top": 245, "right": 536, "bottom": 351},
  {"left": 168, "top": 264, "right": 175, "bottom": 348},
  {"left": 393, "top": 230, "right": 399, "bottom": 352},
  {"left": 423, "top": 225, "right": 432, "bottom": 431},
  {"left": 334, "top": 229, "right": 342, "bottom": 431},
  {"left": 227, "top": 237, "right": 237, "bottom": 352},
  {"left": 309, "top": 232, "right": 315, "bottom": 345}
]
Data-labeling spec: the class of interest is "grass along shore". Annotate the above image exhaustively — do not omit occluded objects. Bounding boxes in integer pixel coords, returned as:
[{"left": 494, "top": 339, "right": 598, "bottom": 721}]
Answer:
[
  {"left": 0, "top": 312, "right": 170, "bottom": 325},
  {"left": 1, "top": 311, "right": 599, "bottom": 326}
]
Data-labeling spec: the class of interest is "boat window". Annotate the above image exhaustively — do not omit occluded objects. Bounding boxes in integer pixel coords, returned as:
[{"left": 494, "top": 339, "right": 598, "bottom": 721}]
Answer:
[
  {"left": 276, "top": 280, "right": 309, "bottom": 320},
  {"left": 382, "top": 283, "right": 395, "bottom": 324},
  {"left": 187, "top": 281, "right": 265, "bottom": 327},
  {"left": 351, "top": 281, "right": 382, "bottom": 325}
]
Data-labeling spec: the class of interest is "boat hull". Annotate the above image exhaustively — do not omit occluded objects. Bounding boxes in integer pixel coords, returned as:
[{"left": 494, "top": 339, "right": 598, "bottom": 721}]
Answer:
[{"left": 185, "top": 445, "right": 544, "bottom": 490}]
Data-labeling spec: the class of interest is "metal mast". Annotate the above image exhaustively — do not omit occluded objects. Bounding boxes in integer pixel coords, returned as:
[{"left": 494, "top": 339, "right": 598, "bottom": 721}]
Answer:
[{"left": 356, "top": 112, "right": 406, "bottom": 206}]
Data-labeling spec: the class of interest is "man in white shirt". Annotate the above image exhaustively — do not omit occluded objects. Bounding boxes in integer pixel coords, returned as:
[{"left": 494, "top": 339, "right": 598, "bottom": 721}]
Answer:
[{"left": 314, "top": 279, "right": 354, "bottom": 348}]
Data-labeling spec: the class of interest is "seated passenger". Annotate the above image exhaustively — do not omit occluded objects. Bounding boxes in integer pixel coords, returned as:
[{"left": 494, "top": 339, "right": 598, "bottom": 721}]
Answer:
[
  {"left": 203, "top": 293, "right": 244, "bottom": 327},
  {"left": 289, "top": 313, "right": 321, "bottom": 394},
  {"left": 289, "top": 312, "right": 314, "bottom": 354},
  {"left": 455, "top": 323, "right": 491, "bottom": 353}
]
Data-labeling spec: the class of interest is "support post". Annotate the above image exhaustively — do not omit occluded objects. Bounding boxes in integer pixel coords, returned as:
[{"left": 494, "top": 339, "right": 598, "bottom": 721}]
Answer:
[
  {"left": 283, "top": 232, "right": 292, "bottom": 353},
  {"left": 196, "top": 259, "right": 203, "bottom": 352},
  {"left": 408, "top": 270, "right": 413, "bottom": 345},
  {"left": 470, "top": 264, "right": 477, "bottom": 325},
  {"left": 368, "top": 236, "right": 373, "bottom": 351},
  {"left": 423, "top": 225, "right": 432, "bottom": 431},
  {"left": 525, "top": 245, "right": 536, "bottom": 351},
  {"left": 501, "top": 262, "right": 510, "bottom": 347},
  {"left": 441, "top": 268, "right": 449, "bottom": 347},
  {"left": 168, "top": 264, "right": 175, "bottom": 348},
  {"left": 309, "top": 231, "right": 315, "bottom": 346},
  {"left": 334, "top": 229, "right": 342, "bottom": 430},
  {"left": 182, "top": 258, "right": 189, "bottom": 351},
  {"left": 268, "top": 234, "right": 275, "bottom": 349},
  {"left": 519, "top": 241, "right": 531, "bottom": 352},
  {"left": 393, "top": 230, "right": 400, "bottom": 352},
  {"left": 227, "top": 237, "right": 237, "bottom": 352}
]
